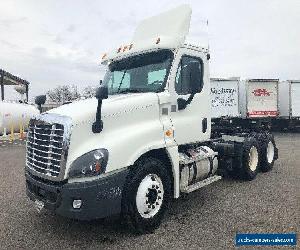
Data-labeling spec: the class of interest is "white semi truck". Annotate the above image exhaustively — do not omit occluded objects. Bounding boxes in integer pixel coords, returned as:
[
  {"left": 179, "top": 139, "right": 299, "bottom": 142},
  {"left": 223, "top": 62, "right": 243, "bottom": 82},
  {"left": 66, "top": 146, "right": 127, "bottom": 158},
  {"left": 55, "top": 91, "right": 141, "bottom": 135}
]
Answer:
[{"left": 25, "top": 5, "right": 278, "bottom": 233}]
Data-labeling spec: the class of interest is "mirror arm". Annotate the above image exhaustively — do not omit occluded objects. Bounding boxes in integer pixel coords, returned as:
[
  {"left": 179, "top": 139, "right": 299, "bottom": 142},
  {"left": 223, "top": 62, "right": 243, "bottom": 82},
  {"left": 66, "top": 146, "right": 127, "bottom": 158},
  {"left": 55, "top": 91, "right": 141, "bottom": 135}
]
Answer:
[
  {"left": 185, "top": 93, "right": 195, "bottom": 106},
  {"left": 37, "top": 104, "right": 42, "bottom": 113},
  {"left": 177, "top": 93, "right": 195, "bottom": 110},
  {"left": 92, "top": 85, "right": 108, "bottom": 133},
  {"left": 92, "top": 99, "right": 103, "bottom": 133}
]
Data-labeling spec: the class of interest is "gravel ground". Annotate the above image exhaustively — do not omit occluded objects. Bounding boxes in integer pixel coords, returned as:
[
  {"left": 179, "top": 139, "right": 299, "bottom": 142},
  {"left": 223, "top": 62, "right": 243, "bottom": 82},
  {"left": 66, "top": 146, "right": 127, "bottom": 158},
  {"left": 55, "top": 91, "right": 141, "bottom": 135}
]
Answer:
[{"left": 0, "top": 133, "right": 299, "bottom": 249}]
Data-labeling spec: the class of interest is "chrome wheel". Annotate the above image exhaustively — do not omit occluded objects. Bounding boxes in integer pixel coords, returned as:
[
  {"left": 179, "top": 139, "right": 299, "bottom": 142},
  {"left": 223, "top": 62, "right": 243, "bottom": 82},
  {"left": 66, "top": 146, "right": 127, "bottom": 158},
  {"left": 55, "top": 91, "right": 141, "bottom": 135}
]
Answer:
[
  {"left": 267, "top": 141, "right": 275, "bottom": 164},
  {"left": 249, "top": 146, "right": 259, "bottom": 171},
  {"left": 136, "top": 174, "right": 164, "bottom": 219}
]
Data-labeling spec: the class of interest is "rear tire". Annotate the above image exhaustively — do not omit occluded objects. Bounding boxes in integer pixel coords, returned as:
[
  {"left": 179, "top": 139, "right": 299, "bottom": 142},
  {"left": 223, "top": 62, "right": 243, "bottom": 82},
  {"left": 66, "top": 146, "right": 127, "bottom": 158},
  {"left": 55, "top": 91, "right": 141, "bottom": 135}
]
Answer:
[
  {"left": 260, "top": 133, "right": 276, "bottom": 172},
  {"left": 239, "top": 137, "right": 260, "bottom": 180},
  {"left": 121, "top": 157, "right": 171, "bottom": 234}
]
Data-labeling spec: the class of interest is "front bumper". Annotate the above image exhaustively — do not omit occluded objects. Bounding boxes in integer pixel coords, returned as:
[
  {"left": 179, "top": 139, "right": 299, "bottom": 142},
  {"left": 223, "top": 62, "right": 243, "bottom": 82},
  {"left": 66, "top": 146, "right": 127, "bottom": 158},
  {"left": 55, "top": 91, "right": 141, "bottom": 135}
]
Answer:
[{"left": 25, "top": 169, "right": 129, "bottom": 220}]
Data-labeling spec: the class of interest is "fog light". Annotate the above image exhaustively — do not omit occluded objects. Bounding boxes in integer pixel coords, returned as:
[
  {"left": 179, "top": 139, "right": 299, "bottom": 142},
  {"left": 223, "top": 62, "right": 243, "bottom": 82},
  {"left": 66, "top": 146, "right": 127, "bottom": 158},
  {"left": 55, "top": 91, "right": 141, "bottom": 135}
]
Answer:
[{"left": 73, "top": 199, "right": 82, "bottom": 209}]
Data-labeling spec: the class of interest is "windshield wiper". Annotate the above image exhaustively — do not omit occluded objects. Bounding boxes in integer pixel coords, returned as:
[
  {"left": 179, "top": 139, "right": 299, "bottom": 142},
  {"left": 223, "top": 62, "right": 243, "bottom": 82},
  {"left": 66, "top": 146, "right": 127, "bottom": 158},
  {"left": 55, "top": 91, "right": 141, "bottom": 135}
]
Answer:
[{"left": 117, "top": 70, "right": 127, "bottom": 92}]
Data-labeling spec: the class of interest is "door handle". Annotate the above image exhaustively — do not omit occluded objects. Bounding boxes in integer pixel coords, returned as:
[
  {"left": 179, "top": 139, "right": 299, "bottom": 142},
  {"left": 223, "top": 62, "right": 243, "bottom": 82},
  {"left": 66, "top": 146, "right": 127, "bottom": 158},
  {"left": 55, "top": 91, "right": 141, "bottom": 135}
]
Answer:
[{"left": 202, "top": 118, "right": 207, "bottom": 133}]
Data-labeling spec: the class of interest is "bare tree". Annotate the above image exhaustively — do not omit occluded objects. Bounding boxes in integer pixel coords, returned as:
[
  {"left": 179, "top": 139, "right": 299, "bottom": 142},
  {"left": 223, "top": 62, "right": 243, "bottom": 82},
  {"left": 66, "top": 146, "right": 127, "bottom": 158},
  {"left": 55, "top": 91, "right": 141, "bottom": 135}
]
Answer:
[
  {"left": 47, "top": 85, "right": 81, "bottom": 103},
  {"left": 81, "top": 86, "right": 97, "bottom": 99}
]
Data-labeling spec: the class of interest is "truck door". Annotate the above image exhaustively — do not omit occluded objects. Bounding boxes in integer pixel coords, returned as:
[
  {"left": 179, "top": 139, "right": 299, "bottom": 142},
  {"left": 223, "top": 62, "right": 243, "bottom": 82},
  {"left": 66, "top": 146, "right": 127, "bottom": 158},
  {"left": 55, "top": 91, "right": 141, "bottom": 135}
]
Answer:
[{"left": 168, "top": 49, "right": 211, "bottom": 145}]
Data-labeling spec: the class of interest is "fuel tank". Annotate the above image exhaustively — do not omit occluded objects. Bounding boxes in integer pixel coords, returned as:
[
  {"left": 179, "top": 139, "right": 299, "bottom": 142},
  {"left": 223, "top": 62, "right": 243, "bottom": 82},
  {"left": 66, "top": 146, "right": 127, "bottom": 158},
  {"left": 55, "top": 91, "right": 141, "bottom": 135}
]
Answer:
[{"left": 0, "top": 101, "right": 39, "bottom": 134}]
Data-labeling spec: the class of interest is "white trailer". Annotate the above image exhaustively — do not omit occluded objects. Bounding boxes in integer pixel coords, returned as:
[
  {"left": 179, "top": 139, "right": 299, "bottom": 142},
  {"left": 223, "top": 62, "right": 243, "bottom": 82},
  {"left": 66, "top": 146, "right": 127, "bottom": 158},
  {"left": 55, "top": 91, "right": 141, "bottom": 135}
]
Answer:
[
  {"left": 290, "top": 80, "right": 300, "bottom": 117},
  {"left": 240, "top": 79, "right": 279, "bottom": 119},
  {"left": 210, "top": 77, "right": 240, "bottom": 118},
  {"left": 276, "top": 80, "right": 300, "bottom": 129}
]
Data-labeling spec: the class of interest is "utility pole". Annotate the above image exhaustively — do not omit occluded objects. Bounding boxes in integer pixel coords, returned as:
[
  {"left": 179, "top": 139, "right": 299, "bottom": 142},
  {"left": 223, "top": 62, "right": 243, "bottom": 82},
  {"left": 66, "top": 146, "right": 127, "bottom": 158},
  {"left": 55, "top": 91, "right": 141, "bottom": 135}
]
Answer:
[
  {"left": 0, "top": 69, "right": 4, "bottom": 101},
  {"left": 25, "top": 84, "right": 29, "bottom": 102}
]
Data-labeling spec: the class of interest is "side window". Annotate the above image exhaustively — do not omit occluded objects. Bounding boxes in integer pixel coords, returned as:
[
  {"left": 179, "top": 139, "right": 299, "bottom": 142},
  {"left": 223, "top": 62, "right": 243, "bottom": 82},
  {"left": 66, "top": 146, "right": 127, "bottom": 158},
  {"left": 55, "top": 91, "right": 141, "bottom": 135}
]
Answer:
[{"left": 175, "top": 56, "right": 203, "bottom": 95}]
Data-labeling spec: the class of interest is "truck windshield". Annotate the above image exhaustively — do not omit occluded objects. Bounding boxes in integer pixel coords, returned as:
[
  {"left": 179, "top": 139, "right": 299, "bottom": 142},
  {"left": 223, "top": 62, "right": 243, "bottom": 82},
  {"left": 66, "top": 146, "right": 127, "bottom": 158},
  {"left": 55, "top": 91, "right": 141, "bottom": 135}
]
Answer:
[{"left": 103, "top": 50, "right": 173, "bottom": 95}]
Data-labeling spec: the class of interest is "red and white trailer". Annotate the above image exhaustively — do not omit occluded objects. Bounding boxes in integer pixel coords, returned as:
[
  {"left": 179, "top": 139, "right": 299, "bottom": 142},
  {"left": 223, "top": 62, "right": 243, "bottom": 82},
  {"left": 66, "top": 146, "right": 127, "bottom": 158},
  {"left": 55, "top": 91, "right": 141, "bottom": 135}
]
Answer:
[{"left": 239, "top": 79, "right": 279, "bottom": 119}]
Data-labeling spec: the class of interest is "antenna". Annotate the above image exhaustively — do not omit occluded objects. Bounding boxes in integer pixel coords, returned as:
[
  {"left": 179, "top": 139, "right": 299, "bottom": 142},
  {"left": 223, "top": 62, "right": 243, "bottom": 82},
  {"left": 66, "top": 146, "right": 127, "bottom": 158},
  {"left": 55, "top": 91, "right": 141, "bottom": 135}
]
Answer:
[{"left": 206, "top": 19, "right": 210, "bottom": 52}]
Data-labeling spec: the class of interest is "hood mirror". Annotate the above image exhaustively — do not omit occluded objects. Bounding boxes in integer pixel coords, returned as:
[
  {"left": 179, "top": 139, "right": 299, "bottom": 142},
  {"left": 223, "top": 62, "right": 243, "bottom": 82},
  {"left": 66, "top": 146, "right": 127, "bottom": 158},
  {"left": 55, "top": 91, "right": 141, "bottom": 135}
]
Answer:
[
  {"left": 92, "top": 85, "right": 108, "bottom": 133},
  {"left": 35, "top": 95, "right": 46, "bottom": 113},
  {"left": 95, "top": 85, "right": 108, "bottom": 100}
]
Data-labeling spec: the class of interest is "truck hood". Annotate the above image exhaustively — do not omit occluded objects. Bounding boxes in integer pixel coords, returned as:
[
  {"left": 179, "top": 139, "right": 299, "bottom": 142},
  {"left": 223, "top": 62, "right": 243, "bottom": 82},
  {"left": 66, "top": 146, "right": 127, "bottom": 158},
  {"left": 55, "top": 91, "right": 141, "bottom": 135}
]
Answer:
[{"left": 47, "top": 93, "right": 159, "bottom": 125}]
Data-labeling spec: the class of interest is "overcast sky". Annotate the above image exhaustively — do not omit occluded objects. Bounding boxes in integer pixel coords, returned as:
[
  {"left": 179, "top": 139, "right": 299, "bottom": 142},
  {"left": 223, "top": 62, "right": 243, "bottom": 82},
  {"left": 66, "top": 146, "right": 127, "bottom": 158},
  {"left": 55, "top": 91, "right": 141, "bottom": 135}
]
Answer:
[{"left": 0, "top": 0, "right": 299, "bottom": 101}]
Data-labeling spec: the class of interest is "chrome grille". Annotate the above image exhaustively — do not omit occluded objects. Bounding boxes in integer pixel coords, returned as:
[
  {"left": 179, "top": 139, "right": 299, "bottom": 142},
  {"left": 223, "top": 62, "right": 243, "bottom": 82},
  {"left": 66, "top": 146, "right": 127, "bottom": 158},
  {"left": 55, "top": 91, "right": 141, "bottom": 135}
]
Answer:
[{"left": 26, "top": 122, "right": 64, "bottom": 177}]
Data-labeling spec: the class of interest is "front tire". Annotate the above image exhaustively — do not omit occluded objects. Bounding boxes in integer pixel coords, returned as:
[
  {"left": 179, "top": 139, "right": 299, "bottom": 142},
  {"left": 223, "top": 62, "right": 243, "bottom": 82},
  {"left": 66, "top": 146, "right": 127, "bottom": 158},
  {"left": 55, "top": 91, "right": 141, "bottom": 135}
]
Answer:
[{"left": 121, "top": 157, "right": 171, "bottom": 233}]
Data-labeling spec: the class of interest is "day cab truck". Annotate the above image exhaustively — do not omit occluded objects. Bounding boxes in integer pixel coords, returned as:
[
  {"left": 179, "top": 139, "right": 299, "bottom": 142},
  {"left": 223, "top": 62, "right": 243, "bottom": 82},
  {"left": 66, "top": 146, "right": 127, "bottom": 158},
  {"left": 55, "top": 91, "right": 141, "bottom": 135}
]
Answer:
[{"left": 25, "top": 5, "right": 278, "bottom": 233}]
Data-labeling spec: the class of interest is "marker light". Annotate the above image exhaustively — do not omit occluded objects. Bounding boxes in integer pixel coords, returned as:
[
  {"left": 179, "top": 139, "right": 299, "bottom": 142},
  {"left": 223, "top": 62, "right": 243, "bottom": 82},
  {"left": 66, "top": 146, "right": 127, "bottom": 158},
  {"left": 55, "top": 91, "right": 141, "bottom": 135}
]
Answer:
[
  {"left": 95, "top": 161, "right": 101, "bottom": 172},
  {"left": 156, "top": 37, "right": 161, "bottom": 44},
  {"left": 165, "top": 129, "right": 173, "bottom": 137}
]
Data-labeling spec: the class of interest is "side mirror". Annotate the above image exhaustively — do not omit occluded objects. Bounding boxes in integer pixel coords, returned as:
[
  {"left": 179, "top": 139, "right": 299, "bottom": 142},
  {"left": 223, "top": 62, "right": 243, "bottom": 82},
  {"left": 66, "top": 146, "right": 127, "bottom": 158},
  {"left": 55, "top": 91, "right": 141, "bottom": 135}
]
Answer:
[
  {"left": 178, "top": 61, "right": 202, "bottom": 110},
  {"left": 177, "top": 98, "right": 187, "bottom": 110},
  {"left": 95, "top": 85, "right": 108, "bottom": 100},
  {"left": 35, "top": 95, "right": 46, "bottom": 113},
  {"left": 181, "top": 61, "right": 202, "bottom": 94},
  {"left": 92, "top": 85, "right": 108, "bottom": 133}
]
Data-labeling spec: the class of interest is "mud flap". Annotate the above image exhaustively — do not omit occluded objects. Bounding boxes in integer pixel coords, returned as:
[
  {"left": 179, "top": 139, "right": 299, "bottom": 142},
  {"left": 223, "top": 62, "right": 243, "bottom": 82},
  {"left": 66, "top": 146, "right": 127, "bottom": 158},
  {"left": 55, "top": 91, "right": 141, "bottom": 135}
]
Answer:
[{"left": 274, "top": 146, "right": 279, "bottom": 160}]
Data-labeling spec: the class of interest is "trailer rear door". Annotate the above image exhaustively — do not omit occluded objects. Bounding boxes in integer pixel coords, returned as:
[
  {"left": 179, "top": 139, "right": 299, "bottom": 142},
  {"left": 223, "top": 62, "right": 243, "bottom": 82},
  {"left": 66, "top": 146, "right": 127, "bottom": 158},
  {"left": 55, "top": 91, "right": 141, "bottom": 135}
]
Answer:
[
  {"left": 291, "top": 81, "right": 300, "bottom": 117},
  {"left": 247, "top": 80, "right": 278, "bottom": 118},
  {"left": 278, "top": 81, "right": 290, "bottom": 118},
  {"left": 210, "top": 79, "right": 240, "bottom": 118}
]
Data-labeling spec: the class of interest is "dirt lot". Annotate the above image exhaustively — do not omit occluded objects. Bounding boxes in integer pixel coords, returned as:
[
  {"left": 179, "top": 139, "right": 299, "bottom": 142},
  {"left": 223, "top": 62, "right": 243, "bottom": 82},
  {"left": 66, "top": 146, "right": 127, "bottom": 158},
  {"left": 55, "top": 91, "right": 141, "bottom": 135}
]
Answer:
[{"left": 0, "top": 134, "right": 299, "bottom": 249}]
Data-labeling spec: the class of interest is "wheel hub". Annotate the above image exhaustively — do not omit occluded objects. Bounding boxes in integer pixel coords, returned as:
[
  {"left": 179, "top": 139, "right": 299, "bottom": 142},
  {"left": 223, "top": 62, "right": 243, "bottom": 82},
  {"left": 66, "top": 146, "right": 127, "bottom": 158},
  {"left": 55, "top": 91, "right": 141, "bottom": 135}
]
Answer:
[
  {"left": 267, "top": 141, "right": 275, "bottom": 164},
  {"left": 249, "top": 146, "right": 258, "bottom": 171},
  {"left": 147, "top": 188, "right": 158, "bottom": 205},
  {"left": 136, "top": 174, "right": 164, "bottom": 218}
]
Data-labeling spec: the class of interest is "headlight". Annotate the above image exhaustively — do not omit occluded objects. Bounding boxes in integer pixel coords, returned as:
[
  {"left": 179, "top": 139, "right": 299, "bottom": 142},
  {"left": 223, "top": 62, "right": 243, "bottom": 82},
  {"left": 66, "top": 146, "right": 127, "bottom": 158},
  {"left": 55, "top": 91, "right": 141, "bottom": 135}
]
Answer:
[{"left": 68, "top": 149, "right": 109, "bottom": 178}]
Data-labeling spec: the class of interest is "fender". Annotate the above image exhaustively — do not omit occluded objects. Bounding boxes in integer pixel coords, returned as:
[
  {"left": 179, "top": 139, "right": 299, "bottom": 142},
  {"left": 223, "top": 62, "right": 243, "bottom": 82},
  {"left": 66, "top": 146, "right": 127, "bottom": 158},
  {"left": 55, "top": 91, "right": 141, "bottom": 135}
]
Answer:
[{"left": 166, "top": 145, "right": 180, "bottom": 198}]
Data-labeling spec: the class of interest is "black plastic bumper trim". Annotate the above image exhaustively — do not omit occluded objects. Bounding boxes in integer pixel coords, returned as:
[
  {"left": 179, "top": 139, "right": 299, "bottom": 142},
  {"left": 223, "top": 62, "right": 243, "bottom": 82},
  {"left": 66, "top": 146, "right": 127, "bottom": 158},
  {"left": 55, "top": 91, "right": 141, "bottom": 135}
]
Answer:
[{"left": 25, "top": 168, "right": 129, "bottom": 220}]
